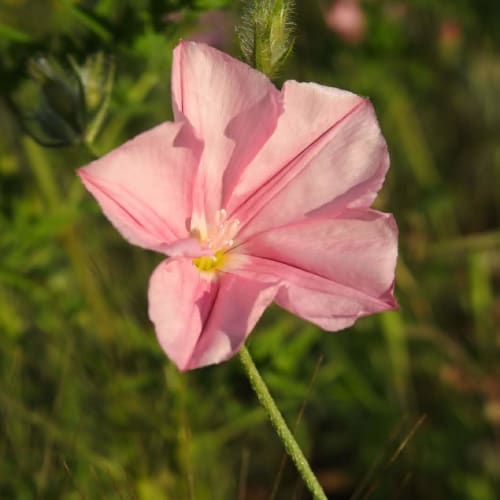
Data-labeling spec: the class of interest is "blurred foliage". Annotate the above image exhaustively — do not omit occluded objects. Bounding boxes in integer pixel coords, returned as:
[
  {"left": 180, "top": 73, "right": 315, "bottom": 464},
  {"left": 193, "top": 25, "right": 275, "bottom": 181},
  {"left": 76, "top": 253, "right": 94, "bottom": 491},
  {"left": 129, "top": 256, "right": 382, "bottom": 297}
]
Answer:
[{"left": 1, "top": 0, "right": 500, "bottom": 499}]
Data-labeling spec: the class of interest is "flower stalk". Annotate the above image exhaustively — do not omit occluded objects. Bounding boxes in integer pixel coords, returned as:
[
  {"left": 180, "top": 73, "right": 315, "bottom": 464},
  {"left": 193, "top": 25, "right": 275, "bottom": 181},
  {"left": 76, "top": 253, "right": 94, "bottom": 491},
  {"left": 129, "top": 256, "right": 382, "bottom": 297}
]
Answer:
[{"left": 239, "top": 346, "right": 328, "bottom": 500}]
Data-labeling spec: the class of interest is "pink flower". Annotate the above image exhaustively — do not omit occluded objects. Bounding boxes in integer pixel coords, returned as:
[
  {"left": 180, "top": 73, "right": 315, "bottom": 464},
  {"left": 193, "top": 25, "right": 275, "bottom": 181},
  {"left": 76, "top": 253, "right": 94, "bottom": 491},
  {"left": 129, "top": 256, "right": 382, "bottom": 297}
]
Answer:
[
  {"left": 78, "top": 41, "right": 398, "bottom": 370},
  {"left": 325, "top": 0, "right": 366, "bottom": 45},
  {"left": 190, "top": 10, "right": 234, "bottom": 49},
  {"left": 439, "top": 19, "right": 462, "bottom": 47}
]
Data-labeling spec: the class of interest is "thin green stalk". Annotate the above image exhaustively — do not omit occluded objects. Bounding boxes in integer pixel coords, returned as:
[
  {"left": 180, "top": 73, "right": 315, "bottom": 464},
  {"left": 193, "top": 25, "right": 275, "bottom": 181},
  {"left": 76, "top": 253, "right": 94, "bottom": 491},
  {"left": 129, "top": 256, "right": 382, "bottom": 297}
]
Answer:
[
  {"left": 270, "top": 354, "right": 324, "bottom": 500},
  {"left": 83, "top": 139, "right": 100, "bottom": 160},
  {"left": 238, "top": 346, "right": 328, "bottom": 500}
]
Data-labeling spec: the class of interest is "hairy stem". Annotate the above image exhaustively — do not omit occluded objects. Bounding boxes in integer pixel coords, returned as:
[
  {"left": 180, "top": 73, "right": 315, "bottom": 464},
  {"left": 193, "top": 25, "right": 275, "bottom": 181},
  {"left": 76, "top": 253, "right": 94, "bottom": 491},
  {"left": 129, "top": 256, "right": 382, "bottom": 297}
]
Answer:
[{"left": 239, "top": 346, "right": 328, "bottom": 500}]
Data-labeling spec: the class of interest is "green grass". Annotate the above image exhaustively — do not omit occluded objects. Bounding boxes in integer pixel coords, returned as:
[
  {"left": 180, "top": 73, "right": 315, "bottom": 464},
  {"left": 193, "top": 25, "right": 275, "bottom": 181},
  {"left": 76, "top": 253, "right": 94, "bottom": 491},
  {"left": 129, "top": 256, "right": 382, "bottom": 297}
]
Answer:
[{"left": 0, "top": 1, "right": 499, "bottom": 498}]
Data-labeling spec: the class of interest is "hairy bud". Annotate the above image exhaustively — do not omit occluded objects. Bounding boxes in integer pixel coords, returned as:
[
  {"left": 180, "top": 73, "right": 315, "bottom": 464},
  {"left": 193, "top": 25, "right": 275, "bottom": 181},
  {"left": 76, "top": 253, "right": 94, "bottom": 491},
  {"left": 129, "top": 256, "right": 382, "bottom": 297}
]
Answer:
[{"left": 237, "top": 0, "right": 295, "bottom": 79}]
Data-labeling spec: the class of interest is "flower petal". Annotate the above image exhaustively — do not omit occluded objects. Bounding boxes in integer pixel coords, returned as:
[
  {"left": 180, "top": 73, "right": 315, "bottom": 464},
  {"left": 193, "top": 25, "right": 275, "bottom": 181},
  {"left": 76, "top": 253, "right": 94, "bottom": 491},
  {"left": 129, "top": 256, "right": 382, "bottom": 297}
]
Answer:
[
  {"left": 78, "top": 121, "right": 201, "bottom": 253},
  {"left": 234, "top": 209, "right": 398, "bottom": 329},
  {"left": 148, "top": 258, "right": 218, "bottom": 371},
  {"left": 172, "top": 41, "right": 282, "bottom": 224},
  {"left": 161, "top": 237, "right": 213, "bottom": 258},
  {"left": 185, "top": 272, "right": 278, "bottom": 369},
  {"left": 148, "top": 258, "right": 278, "bottom": 370},
  {"left": 226, "top": 81, "right": 389, "bottom": 240}
]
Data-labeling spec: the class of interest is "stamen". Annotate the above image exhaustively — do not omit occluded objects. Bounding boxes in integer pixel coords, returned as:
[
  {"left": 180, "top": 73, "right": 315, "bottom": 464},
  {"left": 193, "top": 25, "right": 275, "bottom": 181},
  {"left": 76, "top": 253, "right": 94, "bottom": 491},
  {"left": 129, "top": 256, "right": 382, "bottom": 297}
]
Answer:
[
  {"left": 191, "top": 209, "right": 241, "bottom": 273},
  {"left": 204, "top": 209, "right": 240, "bottom": 252},
  {"left": 215, "top": 208, "right": 227, "bottom": 227}
]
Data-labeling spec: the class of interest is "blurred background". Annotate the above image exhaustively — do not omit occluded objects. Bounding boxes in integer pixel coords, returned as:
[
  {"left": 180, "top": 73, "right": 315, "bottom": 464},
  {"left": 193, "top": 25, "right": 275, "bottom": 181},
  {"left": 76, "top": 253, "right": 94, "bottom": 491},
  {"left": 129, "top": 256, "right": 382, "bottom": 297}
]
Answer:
[{"left": 0, "top": 1, "right": 499, "bottom": 499}]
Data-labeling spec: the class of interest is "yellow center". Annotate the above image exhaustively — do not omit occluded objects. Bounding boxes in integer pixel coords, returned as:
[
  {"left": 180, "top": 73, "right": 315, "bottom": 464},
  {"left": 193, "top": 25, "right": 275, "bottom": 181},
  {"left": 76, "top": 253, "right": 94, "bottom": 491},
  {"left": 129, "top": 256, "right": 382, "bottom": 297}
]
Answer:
[
  {"left": 190, "top": 209, "right": 240, "bottom": 274},
  {"left": 192, "top": 250, "right": 226, "bottom": 273}
]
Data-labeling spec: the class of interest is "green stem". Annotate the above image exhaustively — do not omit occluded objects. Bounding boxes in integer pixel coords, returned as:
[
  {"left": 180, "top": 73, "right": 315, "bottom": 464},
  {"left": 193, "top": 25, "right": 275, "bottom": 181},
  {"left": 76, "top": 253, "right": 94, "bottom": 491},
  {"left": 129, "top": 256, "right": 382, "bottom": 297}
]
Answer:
[
  {"left": 83, "top": 139, "right": 100, "bottom": 160},
  {"left": 238, "top": 346, "right": 328, "bottom": 500}
]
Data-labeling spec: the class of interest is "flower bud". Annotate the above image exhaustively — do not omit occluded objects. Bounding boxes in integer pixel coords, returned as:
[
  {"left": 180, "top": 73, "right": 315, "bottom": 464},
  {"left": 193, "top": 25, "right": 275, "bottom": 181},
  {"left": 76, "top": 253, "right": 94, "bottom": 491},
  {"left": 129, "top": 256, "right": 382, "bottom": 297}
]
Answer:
[
  {"left": 12, "top": 53, "right": 114, "bottom": 148},
  {"left": 14, "top": 56, "right": 84, "bottom": 147},
  {"left": 237, "top": 0, "right": 295, "bottom": 78}
]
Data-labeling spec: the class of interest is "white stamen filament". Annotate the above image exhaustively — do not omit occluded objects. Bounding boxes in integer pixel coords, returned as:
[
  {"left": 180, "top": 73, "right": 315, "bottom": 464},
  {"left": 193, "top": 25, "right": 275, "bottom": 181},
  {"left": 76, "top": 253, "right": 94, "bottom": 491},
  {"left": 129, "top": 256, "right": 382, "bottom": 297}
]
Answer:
[{"left": 196, "top": 209, "right": 240, "bottom": 253}]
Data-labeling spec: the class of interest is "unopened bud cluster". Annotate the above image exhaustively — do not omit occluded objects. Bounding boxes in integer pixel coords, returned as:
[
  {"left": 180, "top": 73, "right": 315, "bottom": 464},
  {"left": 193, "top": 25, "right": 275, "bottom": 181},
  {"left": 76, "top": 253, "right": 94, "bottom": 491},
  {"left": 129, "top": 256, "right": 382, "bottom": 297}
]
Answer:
[{"left": 13, "top": 53, "right": 114, "bottom": 148}]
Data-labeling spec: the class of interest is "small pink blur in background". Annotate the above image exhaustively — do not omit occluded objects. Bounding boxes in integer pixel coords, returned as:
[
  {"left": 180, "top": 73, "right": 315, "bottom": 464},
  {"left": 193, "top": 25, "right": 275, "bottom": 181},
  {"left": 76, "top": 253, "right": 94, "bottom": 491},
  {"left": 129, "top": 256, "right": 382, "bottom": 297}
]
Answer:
[{"left": 325, "top": 0, "right": 366, "bottom": 45}]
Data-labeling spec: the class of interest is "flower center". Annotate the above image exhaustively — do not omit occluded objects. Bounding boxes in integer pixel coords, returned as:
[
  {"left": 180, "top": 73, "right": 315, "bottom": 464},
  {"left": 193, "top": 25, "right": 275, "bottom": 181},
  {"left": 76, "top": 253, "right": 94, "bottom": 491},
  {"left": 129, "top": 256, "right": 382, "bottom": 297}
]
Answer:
[
  {"left": 192, "top": 209, "right": 240, "bottom": 273},
  {"left": 192, "top": 250, "right": 226, "bottom": 272}
]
